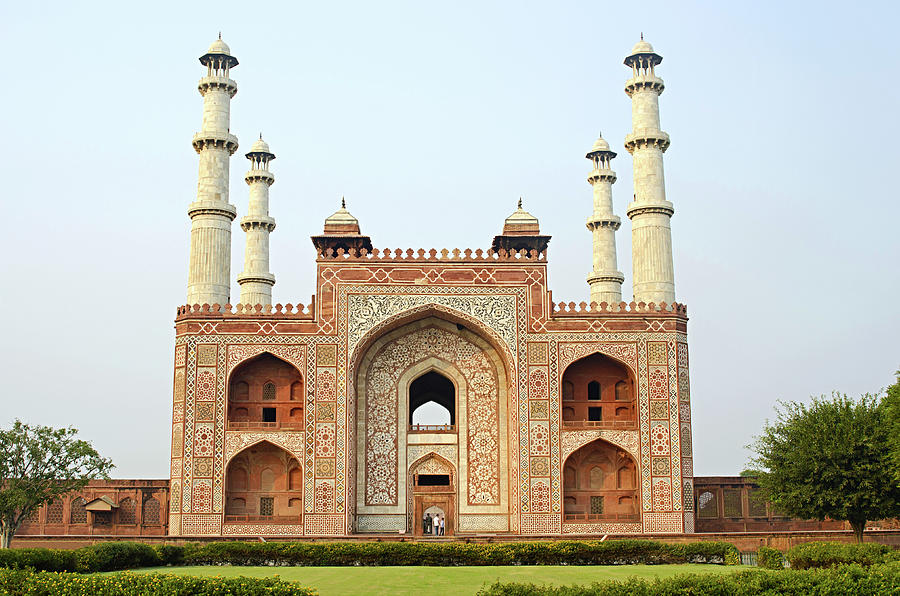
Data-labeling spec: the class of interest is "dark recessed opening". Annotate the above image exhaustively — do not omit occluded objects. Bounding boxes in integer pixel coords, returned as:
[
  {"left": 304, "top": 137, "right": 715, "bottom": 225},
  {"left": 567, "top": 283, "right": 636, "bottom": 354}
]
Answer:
[
  {"left": 417, "top": 474, "right": 451, "bottom": 486},
  {"left": 588, "top": 381, "right": 601, "bottom": 400},
  {"left": 588, "top": 407, "right": 603, "bottom": 421},
  {"left": 409, "top": 371, "right": 455, "bottom": 425},
  {"left": 262, "top": 407, "right": 276, "bottom": 422}
]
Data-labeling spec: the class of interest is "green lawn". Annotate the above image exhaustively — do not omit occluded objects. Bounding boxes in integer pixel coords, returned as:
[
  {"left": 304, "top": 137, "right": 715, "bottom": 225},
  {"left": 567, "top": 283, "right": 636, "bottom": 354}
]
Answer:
[{"left": 128, "top": 564, "right": 747, "bottom": 595}]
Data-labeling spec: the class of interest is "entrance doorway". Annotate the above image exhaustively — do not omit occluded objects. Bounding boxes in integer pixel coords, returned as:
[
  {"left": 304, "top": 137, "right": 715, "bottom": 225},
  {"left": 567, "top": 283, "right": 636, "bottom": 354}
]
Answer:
[{"left": 413, "top": 496, "right": 454, "bottom": 536}]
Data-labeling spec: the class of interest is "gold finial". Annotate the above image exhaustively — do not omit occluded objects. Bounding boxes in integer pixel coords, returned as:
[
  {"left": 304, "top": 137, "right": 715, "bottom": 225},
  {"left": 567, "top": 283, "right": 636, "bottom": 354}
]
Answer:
[
  {"left": 218, "top": 31, "right": 222, "bottom": 40},
  {"left": 341, "top": 196, "right": 346, "bottom": 209},
  {"left": 517, "top": 197, "right": 523, "bottom": 209},
  {"left": 259, "top": 132, "right": 263, "bottom": 140},
  {"left": 640, "top": 32, "right": 643, "bottom": 41}
]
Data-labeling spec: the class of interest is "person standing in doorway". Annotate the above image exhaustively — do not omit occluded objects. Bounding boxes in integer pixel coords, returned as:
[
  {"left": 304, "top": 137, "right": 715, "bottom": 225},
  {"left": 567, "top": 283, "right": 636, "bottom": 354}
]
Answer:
[{"left": 439, "top": 515, "right": 445, "bottom": 536}]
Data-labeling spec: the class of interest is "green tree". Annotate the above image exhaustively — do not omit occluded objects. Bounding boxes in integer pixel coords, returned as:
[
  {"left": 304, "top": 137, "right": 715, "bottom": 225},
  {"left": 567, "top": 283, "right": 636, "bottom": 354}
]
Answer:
[
  {"left": 881, "top": 371, "right": 900, "bottom": 483},
  {"left": 0, "top": 420, "right": 113, "bottom": 548},
  {"left": 749, "top": 392, "right": 900, "bottom": 543}
]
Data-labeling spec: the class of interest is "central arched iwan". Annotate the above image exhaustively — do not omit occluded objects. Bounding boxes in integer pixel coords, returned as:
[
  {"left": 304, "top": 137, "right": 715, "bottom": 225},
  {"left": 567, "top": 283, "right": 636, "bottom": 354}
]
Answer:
[{"left": 355, "top": 316, "right": 510, "bottom": 514}]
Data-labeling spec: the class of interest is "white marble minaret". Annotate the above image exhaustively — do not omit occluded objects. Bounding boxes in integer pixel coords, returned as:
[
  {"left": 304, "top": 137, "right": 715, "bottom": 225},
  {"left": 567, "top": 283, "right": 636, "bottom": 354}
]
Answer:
[
  {"left": 186, "top": 36, "right": 239, "bottom": 306},
  {"left": 585, "top": 133, "right": 624, "bottom": 305},
  {"left": 624, "top": 37, "right": 676, "bottom": 305},
  {"left": 237, "top": 136, "right": 277, "bottom": 306}
]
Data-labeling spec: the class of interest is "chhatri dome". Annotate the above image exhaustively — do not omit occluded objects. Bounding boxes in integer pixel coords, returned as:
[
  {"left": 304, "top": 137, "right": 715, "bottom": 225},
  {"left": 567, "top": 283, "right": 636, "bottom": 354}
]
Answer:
[
  {"left": 587, "top": 133, "right": 613, "bottom": 155},
  {"left": 311, "top": 198, "right": 373, "bottom": 253},
  {"left": 502, "top": 198, "right": 541, "bottom": 236},
  {"left": 324, "top": 198, "right": 360, "bottom": 232},
  {"left": 207, "top": 37, "right": 232, "bottom": 55},
  {"left": 247, "top": 136, "right": 273, "bottom": 156}
]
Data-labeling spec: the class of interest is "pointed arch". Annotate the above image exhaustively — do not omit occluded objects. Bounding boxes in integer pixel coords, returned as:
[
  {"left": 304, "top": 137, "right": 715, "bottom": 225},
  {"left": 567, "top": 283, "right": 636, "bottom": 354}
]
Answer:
[
  {"left": 224, "top": 440, "right": 303, "bottom": 520},
  {"left": 408, "top": 451, "right": 457, "bottom": 476},
  {"left": 560, "top": 351, "right": 636, "bottom": 429},
  {"left": 349, "top": 304, "right": 515, "bottom": 377},
  {"left": 227, "top": 352, "right": 303, "bottom": 428},
  {"left": 354, "top": 314, "right": 511, "bottom": 521},
  {"left": 562, "top": 438, "right": 640, "bottom": 523}
]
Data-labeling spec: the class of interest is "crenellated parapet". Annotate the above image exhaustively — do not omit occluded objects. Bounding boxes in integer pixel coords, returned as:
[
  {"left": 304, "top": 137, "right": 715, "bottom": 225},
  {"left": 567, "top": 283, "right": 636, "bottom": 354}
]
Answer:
[
  {"left": 549, "top": 300, "right": 687, "bottom": 316},
  {"left": 315, "top": 247, "right": 548, "bottom": 262},
  {"left": 175, "top": 301, "right": 316, "bottom": 319}
]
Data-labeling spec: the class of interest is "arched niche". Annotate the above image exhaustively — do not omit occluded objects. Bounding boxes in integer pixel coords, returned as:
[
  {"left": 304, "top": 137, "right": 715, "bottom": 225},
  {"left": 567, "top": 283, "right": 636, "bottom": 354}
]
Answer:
[
  {"left": 224, "top": 441, "right": 302, "bottom": 522},
  {"left": 227, "top": 353, "right": 303, "bottom": 429},
  {"left": 560, "top": 353, "right": 636, "bottom": 429},
  {"left": 562, "top": 438, "right": 640, "bottom": 523},
  {"left": 355, "top": 315, "right": 510, "bottom": 516},
  {"left": 409, "top": 370, "right": 455, "bottom": 429}
]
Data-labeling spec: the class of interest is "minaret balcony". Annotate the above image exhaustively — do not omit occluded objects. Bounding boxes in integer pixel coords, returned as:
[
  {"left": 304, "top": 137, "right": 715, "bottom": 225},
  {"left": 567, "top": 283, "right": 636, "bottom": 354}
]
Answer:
[
  {"left": 588, "top": 168, "right": 617, "bottom": 184},
  {"left": 626, "top": 200, "right": 674, "bottom": 219},
  {"left": 240, "top": 215, "right": 276, "bottom": 231},
  {"left": 624, "top": 74, "right": 664, "bottom": 96},
  {"left": 245, "top": 170, "right": 275, "bottom": 184},
  {"left": 198, "top": 75, "right": 238, "bottom": 96},
  {"left": 192, "top": 132, "right": 240, "bottom": 155},
  {"left": 187, "top": 201, "right": 237, "bottom": 220},
  {"left": 586, "top": 215, "right": 621, "bottom": 230},
  {"left": 624, "top": 129, "right": 670, "bottom": 153}
]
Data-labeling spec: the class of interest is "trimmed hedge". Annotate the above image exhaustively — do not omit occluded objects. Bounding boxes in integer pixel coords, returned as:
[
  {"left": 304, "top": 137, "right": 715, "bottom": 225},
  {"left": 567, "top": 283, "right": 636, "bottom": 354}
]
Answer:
[
  {"left": 182, "top": 540, "right": 741, "bottom": 567},
  {"left": 476, "top": 561, "right": 900, "bottom": 595},
  {"left": 756, "top": 545, "right": 784, "bottom": 569},
  {"left": 0, "top": 540, "right": 739, "bottom": 571},
  {"left": 785, "top": 541, "right": 900, "bottom": 570},
  {"left": 0, "top": 568, "right": 316, "bottom": 595},
  {"left": 0, "top": 542, "right": 163, "bottom": 573}
]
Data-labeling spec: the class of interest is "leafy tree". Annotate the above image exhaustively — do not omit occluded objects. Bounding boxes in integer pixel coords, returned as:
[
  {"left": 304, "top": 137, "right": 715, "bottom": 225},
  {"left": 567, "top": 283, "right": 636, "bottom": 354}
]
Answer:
[
  {"left": 749, "top": 392, "right": 900, "bottom": 543},
  {"left": 881, "top": 371, "right": 900, "bottom": 483},
  {"left": 0, "top": 420, "right": 113, "bottom": 548}
]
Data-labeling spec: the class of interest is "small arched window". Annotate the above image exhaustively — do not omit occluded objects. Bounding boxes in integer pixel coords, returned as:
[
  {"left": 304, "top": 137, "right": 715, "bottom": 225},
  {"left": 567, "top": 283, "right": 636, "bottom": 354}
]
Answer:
[
  {"left": 230, "top": 497, "right": 246, "bottom": 511},
  {"left": 290, "top": 381, "right": 302, "bottom": 401},
  {"left": 260, "top": 468, "right": 275, "bottom": 491},
  {"left": 563, "top": 466, "right": 577, "bottom": 489},
  {"left": 562, "top": 407, "right": 575, "bottom": 421},
  {"left": 562, "top": 381, "right": 575, "bottom": 401},
  {"left": 46, "top": 499, "right": 64, "bottom": 524},
  {"left": 142, "top": 496, "right": 161, "bottom": 525},
  {"left": 288, "top": 498, "right": 302, "bottom": 508},
  {"left": 118, "top": 497, "right": 136, "bottom": 524},
  {"left": 228, "top": 467, "right": 248, "bottom": 491},
  {"left": 589, "top": 466, "right": 605, "bottom": 489},
  {"left": 290, "top": 407, "right": 302, "bottom": 419},
  {"left": 234, "top": 381, "right": 249, "bottom": 401},
  {"left": 615, "top": 381, "right": 629, "bottom": 401},
  {"left": 587, "top": 381, "right": 601, "bottom": 400},
  {"left": 70, "top": 497, "right": 87, "bottom": 524},
  {"left": 262, "top": 382, "right": 276, "bottom": 401},
  {"left": 289, "top": 467, "right": 302, "bottom": 490},
  {"left": 617, "top": 466, "right": 634, "bottom": 489}
]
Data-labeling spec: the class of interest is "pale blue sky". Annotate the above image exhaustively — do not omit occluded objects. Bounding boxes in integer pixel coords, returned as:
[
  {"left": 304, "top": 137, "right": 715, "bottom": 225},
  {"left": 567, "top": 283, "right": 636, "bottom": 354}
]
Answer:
[{"left": 1, "top": 1, "right": 897, "bottom": 478}]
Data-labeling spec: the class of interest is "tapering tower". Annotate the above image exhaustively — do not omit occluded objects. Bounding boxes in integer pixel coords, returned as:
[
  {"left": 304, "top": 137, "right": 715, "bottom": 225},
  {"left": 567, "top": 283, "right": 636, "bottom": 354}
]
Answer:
[
  {"left": 237, "top": 136, "right": 277, "bottom": 306},
  {"left": 624, "top": 37, "right": 676, "bottom": 305},
  {"left": 186, "top": 36, "right": 239, "bottom": 306},
  {"left": 585, "top": 133, "right": 624, "bottom": 304}
]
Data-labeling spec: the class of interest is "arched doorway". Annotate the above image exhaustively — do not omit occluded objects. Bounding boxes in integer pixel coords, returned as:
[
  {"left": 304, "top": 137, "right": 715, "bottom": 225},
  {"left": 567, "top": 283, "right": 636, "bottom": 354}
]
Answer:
[
  {"left": 354, "top": 315, "right": 510, "bottom": 534},
  {"left": 562, "top": 439, "right": 639, "bottom": 523},
  {"left": 224, "top": 441, "right": 302, "bottom": 525},
  {"left": 409, "top": 454, "right": 455, "bottom": 536},
  {"left": 409, "top": 370, "right": 455, "bottom": 431},
  {"left": 560, "top": 353, "right": 636, "bottom": 429},
  {"left": 227, "top": 353, "right": 303, "bottom": 430}
]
